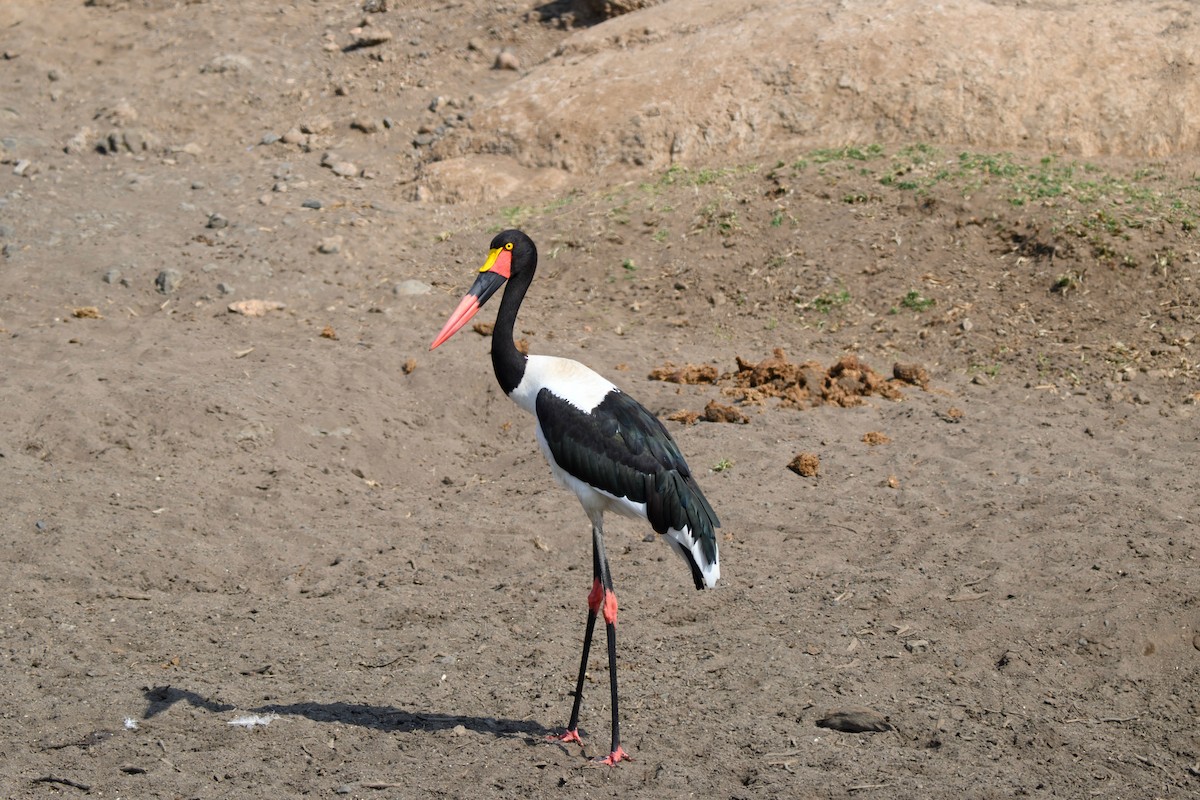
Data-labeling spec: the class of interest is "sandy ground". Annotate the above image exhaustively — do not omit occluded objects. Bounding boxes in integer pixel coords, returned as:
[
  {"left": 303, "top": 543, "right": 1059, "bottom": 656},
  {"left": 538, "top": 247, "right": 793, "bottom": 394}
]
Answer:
[{"left": 2, "top": 1, "right": 1199, "bottom": 798}]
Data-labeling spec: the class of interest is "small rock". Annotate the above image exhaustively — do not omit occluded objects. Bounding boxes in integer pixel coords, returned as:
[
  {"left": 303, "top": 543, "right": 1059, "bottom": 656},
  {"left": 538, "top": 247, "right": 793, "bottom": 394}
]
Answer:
[
  {"left": 103, "top": 268, "right": 122, "bottom": 284},
  {"left": 48, "top": 67, "right": 63, "bottom": 81},
  {"left": 97, "top": 99, "right": 138, "bottom": 127},
  {"left": 228, "top": 299, "right": 285, "bottom": 317},
  {"left": 191, "top": 180, "right": 205, "bottom": 190},
  {"left": 350, "top": 118, "right": 380, "bottom": 134},
  {"left": 261, "top": 132, "right": 281, "bottom": 145},
  {"left": 318, "top": 236, "right": 344, "bottom": 254},
  {"left": 301, "top": 199, "right": 323, "bottom": 210},
  {"left": 200, "top": 54, "right": 253, "bottom": 74},
  {"left": 280, "top": 127, "right": 307, "bottom": 145},
  {"left": 815, "top": 708, "right": 892, "bottom": 733},
  {"left": 121, "top": 129, "right": 149, "bottom": 153},
  {"left": 206, "top": 212, "right": 229, "bottom": 229},
  {"left": 329, "top": 161, "right": 359, "bottom": 178},
  {"left": 904, "top": 639, "right": 930, "bottom": 653},
  {"left": 494, "top": 50, "right": 520, "bottom": 70},
  {"left": 65, "top": 127, "right": 94, "bottom": 155},
  {"left": 413, "top": 133, "right": 434, "bottom": 147},
  {"left": 350, "top": 29, "right": 393, "bottom": 48},
  {"left": 363, "top": 0, "right": 388, "bottom": 10},
  {"left": 467, "top": 38, "right": 485, "bottom": 53},
  {"left": 217, "top": 282, "right": 234, "bottom": 295},
  {"left": 301, "top": 116, "right": 333, "bottom": 135},
  {"left": 413, "top": 185, "right": 432, "bottom": 202},
  {"left": 393, "top": 279, "right": 432, "bottom": 296},
  {"left": 12, "top": 159, "right": 33, "bottom": 177},
  {"left": 155, "top": 268, "right": 183, "bottom": 294}
]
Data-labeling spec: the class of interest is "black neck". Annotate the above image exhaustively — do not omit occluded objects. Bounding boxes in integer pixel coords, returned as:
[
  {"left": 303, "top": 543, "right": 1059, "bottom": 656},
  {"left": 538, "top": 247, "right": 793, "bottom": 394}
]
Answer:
[{"left": 490, "top": 268, "right": 531, "bottom": 396}]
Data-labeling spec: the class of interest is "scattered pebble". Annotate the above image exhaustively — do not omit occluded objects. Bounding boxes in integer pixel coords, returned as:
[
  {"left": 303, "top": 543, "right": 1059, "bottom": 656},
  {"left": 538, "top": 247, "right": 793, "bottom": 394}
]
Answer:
[
  {"left": 200, "top": 54, "right": 253, "bottom": 74},
  {"left": 318, "top": 235, "right": 344, "bottom": 254},
  {"left": 280, "top": 127, "right": 307, "bottom": 145},
  {"left": 102, "top": 268, "right": 121, "bottom": 284},
  {"left": 206, "top": 212, "right": 228, "bottom": 229},
  {"left": 815, "top": 708, "right": 893, "bottom": 733},
  {"left": 301, "top": 199, "right": 323, "bottom": 209},
  {"left": 155, "top": 268, "right": 183, "bottom": 294},
  {"left": 217, "top": 282, "right": 234, "bottom": 295},
  {"left": 65, "top": 127, "right": 94, "bottom": 155},
  {"left": 228, "top": 299, "right": 285, "bottom": 317},
  {"left": 329, "top": 161, "right": 359, "bottom": 178},
  {"left": 261, "top": 132, "right": 281, "bottom": 145},
  {"left": 227, "top": 713, "right": 278, "bottom": 728},
  {"left": 350, "top": 118, "right": 380, "bottom": 134},
  {"left": 301, "top": 116, "right": 333, "bottom": 135},
  {"left": 904, "top": 639, "right": 930, "bottom": 653},
  {"left": 393, "top": 279, "right": 432, "bottom": 296},
  {"left": 98, "top": 99, "right": 139, "bottom": 127},
  {"left": 349, "top": 29, "right": 393, "bottom": 48},
  {"left": 494, "top": 50, "right": 520, "bottom": 70}
]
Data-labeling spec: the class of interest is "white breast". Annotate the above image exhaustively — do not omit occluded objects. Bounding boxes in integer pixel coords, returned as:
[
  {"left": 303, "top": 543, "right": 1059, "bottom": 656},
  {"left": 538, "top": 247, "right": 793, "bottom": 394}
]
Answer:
[{"left": 508, "top": 355, "right": 616, "bottom": 416}]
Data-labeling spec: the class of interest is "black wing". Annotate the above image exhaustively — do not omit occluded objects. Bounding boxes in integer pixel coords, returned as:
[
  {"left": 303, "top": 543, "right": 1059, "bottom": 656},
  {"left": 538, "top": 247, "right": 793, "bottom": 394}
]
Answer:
[{"left": 536, "top": 387, "right": 720, "bottom": 561}]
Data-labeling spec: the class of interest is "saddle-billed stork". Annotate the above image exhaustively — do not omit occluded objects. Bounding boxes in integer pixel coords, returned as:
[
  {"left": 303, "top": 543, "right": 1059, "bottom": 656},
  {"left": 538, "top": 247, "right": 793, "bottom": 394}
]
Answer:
[{"left": 429, "top": 229, "right": 721, "bottom": 766}]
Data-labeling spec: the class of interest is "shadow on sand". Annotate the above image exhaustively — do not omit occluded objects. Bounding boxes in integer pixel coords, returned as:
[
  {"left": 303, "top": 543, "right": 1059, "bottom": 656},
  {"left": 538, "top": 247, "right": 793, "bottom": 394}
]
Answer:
[{"left": 141, "top": 686, "right": 552, "bottom": 738}]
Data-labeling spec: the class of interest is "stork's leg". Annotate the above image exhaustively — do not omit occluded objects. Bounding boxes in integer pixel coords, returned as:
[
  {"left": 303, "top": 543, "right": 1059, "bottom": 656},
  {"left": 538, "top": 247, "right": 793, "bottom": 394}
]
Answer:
[
  {"left": 549, "top": 582, "right": 597, "bottom": 746},
  {"left": 591, "top": 523, "right": 630, "bottom": 766},
  {"left": 548, "top": 522, "right": 630, "bottom": 765}
]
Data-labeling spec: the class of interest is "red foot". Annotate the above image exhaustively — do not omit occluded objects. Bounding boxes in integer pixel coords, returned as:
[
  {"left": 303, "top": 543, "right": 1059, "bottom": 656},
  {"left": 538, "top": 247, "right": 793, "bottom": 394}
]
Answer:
[
  {"left": 592, "top": 746, "right": 632, "bottom": 767},
  {"left": 548, "top": 728, "right": 583, "bottom": 746}
]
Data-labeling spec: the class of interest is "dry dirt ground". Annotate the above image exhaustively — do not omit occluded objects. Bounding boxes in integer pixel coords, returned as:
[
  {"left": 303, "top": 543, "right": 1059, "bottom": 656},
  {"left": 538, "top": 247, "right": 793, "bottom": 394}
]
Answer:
[{"left": 2, "top": 1, "right": 1200, "bottom": 799}]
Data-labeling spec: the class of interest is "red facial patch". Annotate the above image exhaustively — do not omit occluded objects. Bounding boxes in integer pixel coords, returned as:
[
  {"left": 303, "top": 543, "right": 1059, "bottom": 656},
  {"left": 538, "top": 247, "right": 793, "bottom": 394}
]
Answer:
[{"left": 489, "top": 248, "right": 513, "bottom": 279}]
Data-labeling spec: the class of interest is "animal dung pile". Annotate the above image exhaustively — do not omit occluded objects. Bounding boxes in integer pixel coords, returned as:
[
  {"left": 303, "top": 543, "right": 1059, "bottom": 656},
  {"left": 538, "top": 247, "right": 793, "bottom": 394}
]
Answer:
[
  {"left": 788, "top": 452, "right": 821, "bottom": 477},
  {"left": 648, "top": 363, "right": 719, "bottom": 384},
  {"left": 654, "top": 349, "right": 923, "bottom": 421},
  {"left": 668, "top": 400, "right": 749, "bottom": 425},
  {"left": 729, "top": 350, "right": 904, "bottom": 408}
]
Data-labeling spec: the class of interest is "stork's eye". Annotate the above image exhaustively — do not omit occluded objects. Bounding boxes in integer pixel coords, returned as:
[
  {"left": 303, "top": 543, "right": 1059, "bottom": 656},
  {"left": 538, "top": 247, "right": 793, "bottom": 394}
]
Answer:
[{"left": 504, "top": 242, "right": 514, "bottom": 250}]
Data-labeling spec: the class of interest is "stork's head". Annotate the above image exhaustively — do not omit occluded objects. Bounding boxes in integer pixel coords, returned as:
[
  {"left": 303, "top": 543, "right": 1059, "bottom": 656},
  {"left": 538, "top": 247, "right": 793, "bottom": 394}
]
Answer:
[{"left": 430, "top": 229, "right": 536, "bottom": 350}]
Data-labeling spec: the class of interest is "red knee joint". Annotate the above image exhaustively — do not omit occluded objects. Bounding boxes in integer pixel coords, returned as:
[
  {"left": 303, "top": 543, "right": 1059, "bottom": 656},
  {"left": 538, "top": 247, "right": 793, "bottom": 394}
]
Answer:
[
  {"left": 587, "top": 580, "right": 618, "bottom": 625},
  {"left": 587, "top": 579, "right": 604, "bottom": 613},
  {"left": 601, "top": 590, "right": 618, "bottom": 625}
]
